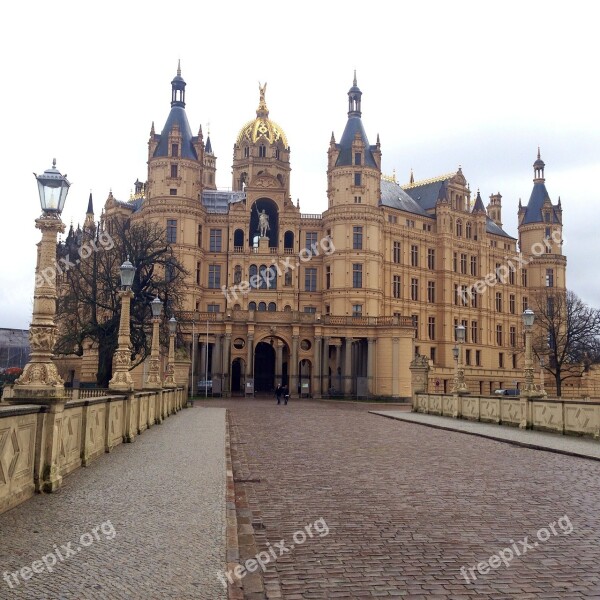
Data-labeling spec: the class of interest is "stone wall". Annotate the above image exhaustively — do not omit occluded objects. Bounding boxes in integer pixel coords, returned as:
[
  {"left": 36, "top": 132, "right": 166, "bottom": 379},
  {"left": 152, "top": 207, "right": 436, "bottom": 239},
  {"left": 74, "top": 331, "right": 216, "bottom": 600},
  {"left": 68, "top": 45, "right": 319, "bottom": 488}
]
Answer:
[
  {"left": 414, "top": 392, "right": 600, "bottom": 439},
  {"left": 0, "top": 387, "right": 185, "bottom": 515}
]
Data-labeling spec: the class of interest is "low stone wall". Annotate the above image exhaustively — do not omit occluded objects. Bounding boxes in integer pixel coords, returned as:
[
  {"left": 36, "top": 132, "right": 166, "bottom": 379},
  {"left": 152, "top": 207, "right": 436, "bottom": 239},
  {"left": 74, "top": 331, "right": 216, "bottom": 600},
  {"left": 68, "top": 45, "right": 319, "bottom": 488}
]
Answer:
[
  {"left": 0, "top": 387, "right": 185, "bottom": 515},
  {"left": 414, "top": 393, "right": 600, "bottom": 439}
]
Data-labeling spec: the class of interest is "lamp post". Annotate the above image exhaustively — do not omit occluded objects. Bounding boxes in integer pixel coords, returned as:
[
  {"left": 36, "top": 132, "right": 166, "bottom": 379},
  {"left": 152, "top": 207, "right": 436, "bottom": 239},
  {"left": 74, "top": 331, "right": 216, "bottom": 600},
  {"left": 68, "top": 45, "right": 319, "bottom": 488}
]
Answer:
[
  {"left": 539, "top": 356, "right": 547, "bottom": 396},
  {"left": 13, "top": 160, "right": 70, "bottom": 401},
  {"left": 522, "top": 308, "right": 536, "bottom": 396},
  {"left": 144, "top": 295, "right": 163, "bottom": 389},
  {"left": 108, "top": 258, "right": 136, "bottom": 392},
  {"left": 164, "top": 316, "right": 177, "bottom": 388},
  {"left": 451, "top": 323, "right": 468, "bottom": 395}
]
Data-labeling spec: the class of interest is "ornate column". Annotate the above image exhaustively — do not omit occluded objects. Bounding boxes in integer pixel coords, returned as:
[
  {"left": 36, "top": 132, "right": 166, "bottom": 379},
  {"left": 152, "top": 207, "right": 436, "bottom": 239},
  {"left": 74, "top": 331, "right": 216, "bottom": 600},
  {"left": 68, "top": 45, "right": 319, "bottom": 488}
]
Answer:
[
  {"left": 13, "top": 216, "right": 66, "bottom": 400},
  {"left": 108, "top": 289, "right": 135, "bottom": 392},
  {"left": 313, "top": 335, "right": 322, "bottom": 399},
  {"left": 343, "top": 337, "right": 353, "bottom": 395},
  {"left": 321, "top": 336, "right": 330, "bottom": 395},
  {"left": 164, "top": 317, "right": 177, "bottom": 388},
  {"left": 291, "top": 335, "right": 299, "bottom": 398},
  {"left": 367, "top": 338, "right": 375, "bottom": 395},
  {"left": 223, "top": 333, "right": 232, "bottom": 396},
  {"left": 144, "top": 312, "right": 163, "bottom": 390}
]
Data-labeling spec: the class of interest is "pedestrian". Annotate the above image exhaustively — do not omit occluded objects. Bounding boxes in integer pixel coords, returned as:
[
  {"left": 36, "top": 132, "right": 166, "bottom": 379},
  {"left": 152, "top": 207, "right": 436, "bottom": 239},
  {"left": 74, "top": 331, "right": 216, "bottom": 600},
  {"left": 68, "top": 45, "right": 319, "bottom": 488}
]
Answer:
[
  {"left": 282, "top": 384, "right": 289, "bottom": 405},
  {"left": 275, "top": 383, "right": 282, "bottom": 405}
]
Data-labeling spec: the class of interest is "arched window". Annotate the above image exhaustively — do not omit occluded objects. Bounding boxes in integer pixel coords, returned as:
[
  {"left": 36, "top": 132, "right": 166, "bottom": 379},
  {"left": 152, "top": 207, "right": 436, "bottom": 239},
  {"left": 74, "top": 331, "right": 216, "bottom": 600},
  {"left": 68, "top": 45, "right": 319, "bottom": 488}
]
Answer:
[
  {"left": 259, "top": 145, "right": 266, "bottom": 158},
  {"left": 249, "top": 301, "right": 256, "bottom": 311},
  {"left": 258, "top": 302, "right": 267, "bottom": 311},
  {"left": 268, "top": 302, "right": 276, "bottom": 311},
  {"left": 284, "top": 230, "right": 294, "bottom": 250},
  {"left": 264, "top": 265, "right": 277, "bottom": 289},
  {"left": 466, "top": 222, "right": 472, "bottom": 239},
  {"left": 234, "top": 304, "right": 241, "bottom": 310},
  {"left": 234, "top": 265, "right": 242, "bottom": 284},
  {"left": 284, "top": 305, "right": 292, "bottom": 312},
  {"left": 277, "top": 174, "right": 284, "bottom": 186},
  {"left": 234, "top": 229, "right": 244, "bottom": 247},
  {"left": 249, "top": 264, "right": 258, "bottom": 289},
  {"left": 456, "top": 219, "right": 462, "bottom": 237},
  {"left": 259, "top": 264, "right": 268, "bottom": 289},
  {"left": 244, "top": 146, "right": 250, "bottom": 158}
]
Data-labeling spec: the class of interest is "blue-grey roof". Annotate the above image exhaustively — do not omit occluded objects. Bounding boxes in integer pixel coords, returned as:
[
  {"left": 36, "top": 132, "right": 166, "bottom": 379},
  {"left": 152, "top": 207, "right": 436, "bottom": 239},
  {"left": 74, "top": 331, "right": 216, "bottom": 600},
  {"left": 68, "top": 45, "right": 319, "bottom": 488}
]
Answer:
[
  {"left": 472, "top": 191, "right": 486, "bottom": 213},
  {"left": 335, "top": 116, "right": 377, "bottom": 168},
  {"left": 153, "top": 106, "right": 198, "bottom": 160},
  {"left": 486, "top": 217, "right": 515, "bottom": 239},
  {"left": 205, "top": 135, "right": 213, "bottom": 154},
  {"left": 380, "top": 180, "right": 433, "bottom": 218},
  {"left": 403, "top": 180, "right": 447, "bottom": 210},
  {"left": 522, "top": 181, "right": 561, "bottom": 224}
]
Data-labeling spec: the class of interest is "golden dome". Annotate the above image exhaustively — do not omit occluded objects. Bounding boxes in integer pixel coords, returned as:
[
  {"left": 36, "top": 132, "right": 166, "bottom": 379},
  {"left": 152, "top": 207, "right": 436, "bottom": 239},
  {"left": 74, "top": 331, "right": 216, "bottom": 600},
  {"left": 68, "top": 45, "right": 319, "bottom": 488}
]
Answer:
[{"left": 236, "top": 83, "right": 289, "bottom": 149}]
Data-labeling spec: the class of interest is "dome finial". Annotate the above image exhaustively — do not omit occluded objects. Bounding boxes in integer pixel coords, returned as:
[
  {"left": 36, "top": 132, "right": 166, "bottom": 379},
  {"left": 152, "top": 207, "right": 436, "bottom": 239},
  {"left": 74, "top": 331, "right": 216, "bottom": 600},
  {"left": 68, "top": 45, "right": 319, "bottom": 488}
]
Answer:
[
  {"left": 353, "top": 69, "right": 357, "bottom": 87},
  {"left": 177, "top": 59, "right": 181, "bottom": 77},
  {"left": 257, "top": 81, "right": 269, "bottom": 118},
  {"left": 537, "top": 146, "right": 541, "bottom": 160}
]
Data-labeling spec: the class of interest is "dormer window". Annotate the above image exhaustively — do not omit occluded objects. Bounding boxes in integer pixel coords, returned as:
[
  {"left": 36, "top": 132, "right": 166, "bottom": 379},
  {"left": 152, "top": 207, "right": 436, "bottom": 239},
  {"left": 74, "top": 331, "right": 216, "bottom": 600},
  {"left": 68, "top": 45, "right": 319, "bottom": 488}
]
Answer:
[
  {"left": 354, "top": 172, "right": 362, "bottom": 186},
  {"left": 544, "top": 212, "right": 551, "bottom": 222},
  {"left": 259, "top": 145, "right": 266, "bottom": 158},
  {"left": 244, "top": 146, "right": 250, "bottom": 158},
  {"left": 171, "top": 143, "right": 179, "bottom": 157},
  {"left": 354, "top": 152, "right": 362, "bottom": 166}
]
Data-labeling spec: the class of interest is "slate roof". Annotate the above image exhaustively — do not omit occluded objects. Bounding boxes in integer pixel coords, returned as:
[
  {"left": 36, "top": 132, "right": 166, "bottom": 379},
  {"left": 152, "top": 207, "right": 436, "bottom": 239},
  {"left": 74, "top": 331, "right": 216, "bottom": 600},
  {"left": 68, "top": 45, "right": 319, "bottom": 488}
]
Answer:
[
  {"left": 380, "top": 180, "right": 433, "bottom": 217},
  {"left": 152, "top": 106, "right": 198, "bottom": 160},
  {"left": 522, "top": 181, "right": 561, "bottom": 224},
  {"left": 335, "top": 116, "right": 378, "bottom": 168},
  {"left": 486, "top": 217, "right": 515, "bottom": 239},
  {"left": 403, "top": 179, "right": 448, "bottom": 211}
]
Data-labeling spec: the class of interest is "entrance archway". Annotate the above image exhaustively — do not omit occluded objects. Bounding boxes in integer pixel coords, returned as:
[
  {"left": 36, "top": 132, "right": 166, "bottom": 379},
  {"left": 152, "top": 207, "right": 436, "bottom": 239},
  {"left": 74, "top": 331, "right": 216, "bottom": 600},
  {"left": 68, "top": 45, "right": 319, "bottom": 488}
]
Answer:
[
  {"left": 254, "top": 341, "right": 275, "bottom": 392},
  {"left": 231, "top": 358, "right": 245, "bottom": 393}
]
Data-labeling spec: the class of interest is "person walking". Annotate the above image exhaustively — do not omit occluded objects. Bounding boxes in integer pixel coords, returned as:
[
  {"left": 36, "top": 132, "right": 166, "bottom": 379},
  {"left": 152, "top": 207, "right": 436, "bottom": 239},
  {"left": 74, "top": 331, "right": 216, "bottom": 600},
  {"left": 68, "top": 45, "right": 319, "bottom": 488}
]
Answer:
[
  {"left": 275, "top": 383, "right": 282, "bottom": 405},
  {"left": 282, "top": 384, "right": 289, "bottom": 405}
]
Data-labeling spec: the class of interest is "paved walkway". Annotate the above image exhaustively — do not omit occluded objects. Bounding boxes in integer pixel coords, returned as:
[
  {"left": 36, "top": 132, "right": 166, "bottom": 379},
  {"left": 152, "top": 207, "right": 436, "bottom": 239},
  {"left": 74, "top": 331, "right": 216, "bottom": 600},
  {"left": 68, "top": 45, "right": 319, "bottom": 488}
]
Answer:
[
  {"left": 203, "top": 398, "right": 600, "bottom": 599},
  {"left": 0, "top": 407, "right": 227, "bottom": 600},
  {"left": 371, "top": 410, "right": 600, "bottom": 461}
]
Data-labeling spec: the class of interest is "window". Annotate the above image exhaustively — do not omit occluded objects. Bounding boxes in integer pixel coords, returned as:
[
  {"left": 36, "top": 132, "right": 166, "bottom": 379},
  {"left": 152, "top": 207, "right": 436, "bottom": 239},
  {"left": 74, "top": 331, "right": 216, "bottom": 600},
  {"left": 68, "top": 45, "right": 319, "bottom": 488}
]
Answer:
[
  {"left": 460, "top": 253, "right": 467, "bottom": 274},
  {"left": 353, "top": 226, "right": 363, "bottom": 250},
  {"left": 471, "top": 321, "right": 478, "bottom": 344},
  {"left": 427, "top": 281, "right": 435, "bottom": 303},
  {"left": 208, "top": 265, "right": 221, "bottom": 289},
  {"left": 326, "top": 266, "right": 331, "bottom": 289},
  {"left": 305, "top": 231, "right": 318, "bottom": 254},
  {"left": 195, "top": 262, "right": 201, "bottom": 285},
  {"left": 259, "top": 145, "right": 266, "bottom": 158},
  {"left": 258, "top": 302, "right": 266, "bottom": 311},
  {"left": 509, "top": 266, "right": 516, "bottom": 285},
  {"left": 354, "top": 172, "right": 362, "bottom": 186},
  {"left": 495, "top": 263, "right": 504, "bottom": 283},
  {"left": 393, "top": 241, "right": 401, "bottom": 264},
  {"left": 521, "top": 269, "right": 528, "bottom": 287},
  {"left": 166, "top": 219, "right": 177, "bottom": 243},
  {"left": 456, "top": 220, "right": 462, "bottom": 237},
  {"left": 522, "top": 296, "right": 528, "bottom": 312},
  {"left": 393, "top": 275, "right": 401, "bottom": 299},
  {"left": 234, "top": 265, "right": 242, "bottom": 284},
  {"left": 170, "top": 164, "right": 178, "bottom": 178},
  {"left": 471, "top": 288, "right": 478, "bottom": 308},
  {"left": 249, "top": 264, "right": 258, "bottom": 289},
  {"left": 475, "top": 350, "right": 482, "bottom": 366},
  {"left": 470, "top": 256, "right": 477, "bottom": 276},
  {"left": 388, "top": 214, "right": 397, "bottom": 223},
  {"left": 546, "top": 269, "right": 554, "bottom": 287},
  {"left": 547, "top": 296, "right": 555, "bottom": 318},
  {"left": 410, "top": 278, "right": 418, "bottom": 301},
  {"left": 509, "top": 294, "right": 515, "bottom": 314},
  {"left": 496, "top": 324, "right": 503, "bottom": 346},
  {"left": 207, "top": 303, "right": 220, "bottom": 313},
  {"left": 512, "top": 353, "right": 517, "bottom": 369},
  {"left": 495, "top": 292, "right": 503, "bottom": 312},
  {"left": 170, "top": 188, "right": 177, "bottom": 196},
  {"left": 454, "top": 284, "right": 459, "bottom": 306},
  {"left": 284, "top": 230, "right": 295, "bottom": 250},
  {"left": 430, "top": 347, "right": 436, "bottom": 363},
  {"left": 209, "top": 229, "right": 222, "bottom": 252},
  {"left": 249, "top": 301, "right": 256, "bottom": 311},
  {"left": 305, "top": 268, "right": 317, "bottom": 292},
  {"left": 325, "top": 304, "right": 330, "bottom": 314},
  {"left": 352, "top": 263, "right": 363, "bottom": 288},
  {"left": 244, "top": 146, "right": 250, "bottom": 158},
  {"left": 171, "top": 143, "right": 179, "bottom": 157},
  {"left": 461, "top": 285, "right": 468, "bottom": 307},
  {"left": 284, "top": 270, "right": 293, "bottom": 287},
  {"left": 354, "top": 152, "right": 361, "bottom": 166},
  {"left": 410, "top": 245, "right": 418, "bottom": 267},
  {"left": 428, "top": 317, "right": 435, "bottom": 340},
  {"left": 352, "top": 304, "right": 363, "bottom": 317},
  {"left": 499, "top": 353, "right": 504, "bottom": 368},
  {"left": 304, "top": 306, "right": 317, "bottom": 314},
  {"left": 466, "top": 222, "right": 472, "bottom": 239},
  {"left": 354, "top": 196, "right": 362, "bottom": 204},
  {"left": 165, "top": 260, "right": 175, "bottom": 282},
  {"left": 427, "top": 248, "right": 435, "bottom": 270},
  {"left": 406, "top": 219, "right": 415, "bottom": 228},
  {"left": 197, "top": 225, "right": 202, "bottom": 247},
  {"left": 465, "top": 349, "right": 472, "bottom": 365},
  {"left": 510, "top": 326, "right": 516, "bottom": 347},
  {"left": 412, "top": 315, "right": 419, "bottom": 337},
  {"left": 453, "top": 252, "right": 458, "bottom": 272}
]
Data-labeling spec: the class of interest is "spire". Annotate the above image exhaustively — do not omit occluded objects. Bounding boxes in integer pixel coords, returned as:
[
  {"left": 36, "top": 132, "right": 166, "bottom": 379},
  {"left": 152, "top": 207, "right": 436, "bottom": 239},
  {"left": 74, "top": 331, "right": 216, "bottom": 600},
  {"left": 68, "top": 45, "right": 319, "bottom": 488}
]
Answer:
[
  {"left": 177, "top": 58, "right": 181, "bottom": 77},
  {"left": 150, "top": 121, "right": 155, "bottom": 135},
  {"left": 257, "top": 82, "right": 269, "bottom": 119},
  {"left": 347, "top": 72, "right": 362, "bottom": 117},
  {"left": 86, "top": 192, "right": 94, "bottom": 215},
  {"left": 170, "top": 62, "right": 186, "bottom": 108},
  {"left": 472, "top": 189, "right": 486, "bottom": 213},
  {"left": 409, "top": 168, "right": 414, "bottom": 185}
]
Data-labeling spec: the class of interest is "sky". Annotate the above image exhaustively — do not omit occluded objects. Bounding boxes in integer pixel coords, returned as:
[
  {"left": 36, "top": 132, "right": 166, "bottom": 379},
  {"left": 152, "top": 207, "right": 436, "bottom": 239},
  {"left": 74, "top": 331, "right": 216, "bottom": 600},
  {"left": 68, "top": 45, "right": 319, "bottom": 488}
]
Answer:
[{"left": 1, "top": 0, "right": 599, "bottom": 329}]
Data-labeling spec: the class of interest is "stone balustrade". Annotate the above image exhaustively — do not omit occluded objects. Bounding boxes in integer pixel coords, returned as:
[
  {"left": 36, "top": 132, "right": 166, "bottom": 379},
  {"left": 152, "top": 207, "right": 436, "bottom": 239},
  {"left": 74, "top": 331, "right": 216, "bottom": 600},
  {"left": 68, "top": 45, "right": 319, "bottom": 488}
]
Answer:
[{"left": 0, "top": 387, "right": 185, "bottom": 515}]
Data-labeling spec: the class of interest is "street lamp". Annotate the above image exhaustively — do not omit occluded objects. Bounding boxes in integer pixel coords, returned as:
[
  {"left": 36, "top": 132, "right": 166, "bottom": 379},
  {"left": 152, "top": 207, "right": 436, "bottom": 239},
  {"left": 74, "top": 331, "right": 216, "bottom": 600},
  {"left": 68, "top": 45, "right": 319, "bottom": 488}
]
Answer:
[
  {"left": 108, "top": 258, "right": 136, "bottom": 392},
  {"left": 13, "top": 160, "right": 70, "bottom": 400},
  {"left": 522, "top": 308, "right": 536, "bottom": 396},
  {"left": 145, "top": 295, "right": 163, "bottom": 389},
  {"left": 164, "top": 316, "right": 177, "bottom": 388},
  {"left": 451, "top": 324, "right": 468, "bottom": 395}
]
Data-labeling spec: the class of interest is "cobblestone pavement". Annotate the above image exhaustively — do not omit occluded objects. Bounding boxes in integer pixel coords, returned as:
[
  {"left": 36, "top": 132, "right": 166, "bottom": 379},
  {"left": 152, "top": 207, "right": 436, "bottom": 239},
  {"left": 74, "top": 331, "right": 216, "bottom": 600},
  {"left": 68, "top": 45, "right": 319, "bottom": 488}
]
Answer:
[
  {"left": 0, "top": 407, "right": 227, "bottom": 600},
  {"left": 201, "top": 398, "right": 600, "bottom": 599}
]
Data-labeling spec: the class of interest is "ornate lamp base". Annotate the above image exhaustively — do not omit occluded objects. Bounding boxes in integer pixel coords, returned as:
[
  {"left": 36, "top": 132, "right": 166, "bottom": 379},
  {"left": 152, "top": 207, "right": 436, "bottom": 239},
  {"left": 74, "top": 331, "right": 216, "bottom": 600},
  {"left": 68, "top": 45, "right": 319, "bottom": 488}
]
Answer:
[{"left": 12, "top": 361, "right": 65, "bottom": 402}]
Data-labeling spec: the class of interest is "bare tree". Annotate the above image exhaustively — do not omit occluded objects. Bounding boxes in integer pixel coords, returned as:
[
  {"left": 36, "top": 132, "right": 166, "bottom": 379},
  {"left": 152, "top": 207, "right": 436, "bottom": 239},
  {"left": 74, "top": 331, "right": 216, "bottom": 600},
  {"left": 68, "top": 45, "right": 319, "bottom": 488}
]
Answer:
[
  {"left": 55, "top": 217, "right": 187, "bottom": 387},
  {"left": 532, "top": 289, "right": 600, "bottom": 396}
]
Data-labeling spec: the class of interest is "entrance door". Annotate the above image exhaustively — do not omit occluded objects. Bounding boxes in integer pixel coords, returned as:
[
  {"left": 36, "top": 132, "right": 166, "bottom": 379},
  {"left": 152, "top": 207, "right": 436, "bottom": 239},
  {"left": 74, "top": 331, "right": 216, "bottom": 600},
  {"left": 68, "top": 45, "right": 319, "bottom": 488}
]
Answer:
[
  {"left": 254, "top": 341, "right": 275, "bottom": 392},
  {"left": 231, "top": 358, "right": 244, "bottom": 393}
]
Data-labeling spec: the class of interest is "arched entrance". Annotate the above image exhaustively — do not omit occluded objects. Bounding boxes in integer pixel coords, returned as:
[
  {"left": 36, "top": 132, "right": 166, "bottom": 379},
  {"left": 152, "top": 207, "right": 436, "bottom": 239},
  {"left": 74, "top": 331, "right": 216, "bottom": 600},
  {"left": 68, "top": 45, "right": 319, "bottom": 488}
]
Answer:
[
  {"left": 231, "top": 358, "right": 245, "bottom": 393},
  {"left": 254, "top": 341, "right": 275, "bottom": 392}
]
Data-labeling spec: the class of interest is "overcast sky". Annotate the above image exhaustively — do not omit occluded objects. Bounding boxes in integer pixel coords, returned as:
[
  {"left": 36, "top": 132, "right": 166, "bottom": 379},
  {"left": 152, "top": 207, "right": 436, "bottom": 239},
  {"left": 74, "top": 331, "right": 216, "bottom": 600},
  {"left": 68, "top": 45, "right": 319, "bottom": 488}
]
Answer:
[{"left": 1, "top": 0, "right": 599, "bottom": 329}]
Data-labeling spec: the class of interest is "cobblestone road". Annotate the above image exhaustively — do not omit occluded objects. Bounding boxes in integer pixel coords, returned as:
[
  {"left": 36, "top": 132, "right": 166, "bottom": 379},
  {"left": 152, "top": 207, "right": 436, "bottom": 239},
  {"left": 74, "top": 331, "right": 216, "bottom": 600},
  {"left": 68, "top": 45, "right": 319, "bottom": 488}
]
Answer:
[
  {"left": 205, "top": 398, "right": 600, "bottom": 599},
  {"left": 0, "top": 407, "right": 226, "bottom": 600}
]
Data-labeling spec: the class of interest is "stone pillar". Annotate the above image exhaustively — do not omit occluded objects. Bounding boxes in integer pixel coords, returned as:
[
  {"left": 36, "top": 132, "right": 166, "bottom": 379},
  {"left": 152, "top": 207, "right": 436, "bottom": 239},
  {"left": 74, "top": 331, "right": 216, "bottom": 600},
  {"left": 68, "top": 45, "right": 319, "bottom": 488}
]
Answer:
[
  {"left": 343, "top": 337, "right": 353, "bottom": 395},
  {"left": 214, "top": 335, "right": 222, "bottom": 392},
  {"left": 291, "top": 335, "right": 299, "bottom": 398},
  {"left": 192, "top": 334, "right": 199, "bottom": 393},
  {"left": 367, "top": 338, "right": 375, "bottom": 395},
  {"left": 410, "top": 355, "right": 430, "bottom": 412},
  {"left": 223, "top": 333, "right": 232, "bottom": 396},
  {"left": 392, "top": 337, "right": 400, "bottom": 398},
  {"left": 334, "top": 340, "right": 342, "bottom": 392},
  {"left": 313, "top": 336, "right": 322, "bottom": 399},
  {"left": 276, "top": 341, "right": 283, "bottom": 386},
  {"left": 246, "top": 334, "right": 254, "bottom": 378},
  {"left": 322, "top": 336, "right": 330, "bottom": 395},
  {"left": 199, "top": 342, "right": 206, "bottom": 382}
]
